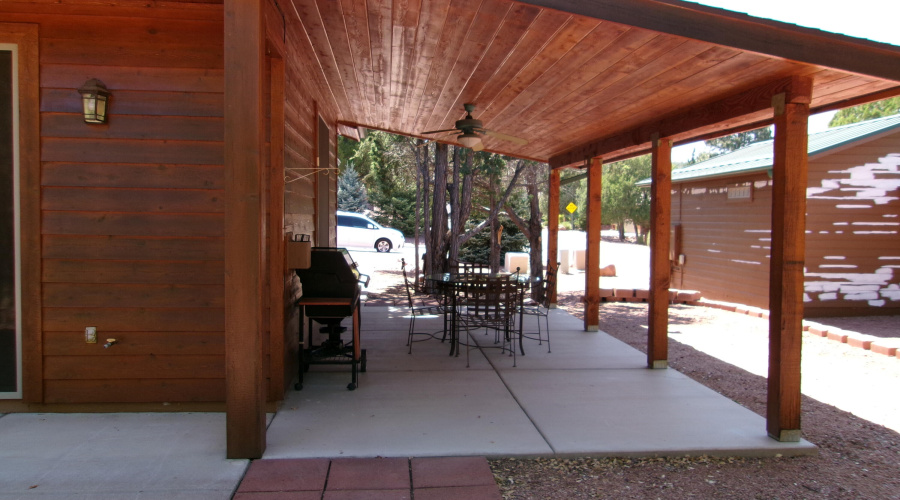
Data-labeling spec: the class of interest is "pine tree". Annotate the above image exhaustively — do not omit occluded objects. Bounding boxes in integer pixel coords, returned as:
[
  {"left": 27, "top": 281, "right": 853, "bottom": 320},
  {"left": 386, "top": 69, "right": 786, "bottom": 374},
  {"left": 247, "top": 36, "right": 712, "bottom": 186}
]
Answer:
[
  {"left": 829, "top": 97, "right": 900, "bottom": 127},
  {"left": 337, "top": 162, "right": 368, "bottom": 213}
]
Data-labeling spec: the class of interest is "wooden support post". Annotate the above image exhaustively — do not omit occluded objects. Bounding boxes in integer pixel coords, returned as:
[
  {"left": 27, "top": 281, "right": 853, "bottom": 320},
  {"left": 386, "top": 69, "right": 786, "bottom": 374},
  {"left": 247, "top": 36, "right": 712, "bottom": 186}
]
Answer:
[
  {"left": 648, "top": 135, "right": 672, "bottom": 369},
  {"left": 584, "top": 158, "right": 602, "bottom": 331},
  {"left": 268, "top": 56, "right": 286, "bottom": 401},
  {"left": 547, "top": 168, "right": 560, "bottom": 307},
  {"left": 767, "top": 89, "right": 810, "bottom": 442},
  {"left": 224, "top": 0, "right": 267, "bottom": 459}
]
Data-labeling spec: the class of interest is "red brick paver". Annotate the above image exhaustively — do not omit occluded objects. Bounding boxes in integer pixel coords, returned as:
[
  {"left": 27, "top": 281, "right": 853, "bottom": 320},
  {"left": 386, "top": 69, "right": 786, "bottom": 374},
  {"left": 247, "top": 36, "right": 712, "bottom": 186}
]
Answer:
[{"left": 235, "top": 456, "right": 501, "bottom": 499}]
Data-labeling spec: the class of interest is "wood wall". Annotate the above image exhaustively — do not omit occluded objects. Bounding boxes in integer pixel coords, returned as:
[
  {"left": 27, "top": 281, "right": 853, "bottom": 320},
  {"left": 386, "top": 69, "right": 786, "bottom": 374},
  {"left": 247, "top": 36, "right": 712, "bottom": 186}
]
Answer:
[
  {"left": 673, "top": 132, "right": 900, "bottom": 316},
  {"left": 804, "top": 134, "right": 900, "bottom": 316},
  {"left": 672, "top": 174, "right": 773, "bottom": 308},
  {"left": 0, "top": 0, "right": 338, "bottom": 406}
]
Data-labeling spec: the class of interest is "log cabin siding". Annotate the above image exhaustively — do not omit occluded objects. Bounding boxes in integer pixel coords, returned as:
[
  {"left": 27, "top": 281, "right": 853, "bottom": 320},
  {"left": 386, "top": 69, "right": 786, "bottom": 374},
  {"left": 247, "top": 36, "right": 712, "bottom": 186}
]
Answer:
[
  {"left": 672, "top": 133, "right": 900, "bottom": 316},
  {"left": 23, "top": 3, "right": 227, "bottom": 404},
  {"left": 1, "top": 0, "right": 337, "bottom": 406}
]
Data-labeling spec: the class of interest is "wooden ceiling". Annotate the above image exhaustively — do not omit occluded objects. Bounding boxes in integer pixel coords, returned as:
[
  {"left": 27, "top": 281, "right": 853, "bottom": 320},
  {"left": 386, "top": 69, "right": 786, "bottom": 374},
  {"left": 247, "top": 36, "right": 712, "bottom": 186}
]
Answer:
[{"left": 282, "top": 0, "right": 900, "bottom": 167}]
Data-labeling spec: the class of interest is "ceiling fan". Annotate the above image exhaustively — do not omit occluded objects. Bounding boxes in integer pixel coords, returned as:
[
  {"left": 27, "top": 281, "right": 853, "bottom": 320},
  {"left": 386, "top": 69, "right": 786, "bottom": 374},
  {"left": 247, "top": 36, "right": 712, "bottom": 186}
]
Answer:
[{"left": 421, "top": 103, "right": 528, "bottom": 151}]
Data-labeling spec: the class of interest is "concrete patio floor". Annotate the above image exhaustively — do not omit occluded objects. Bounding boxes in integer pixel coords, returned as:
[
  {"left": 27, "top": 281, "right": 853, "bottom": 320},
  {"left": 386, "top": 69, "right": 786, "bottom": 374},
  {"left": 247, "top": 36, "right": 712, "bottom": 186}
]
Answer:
[
  {"left": 263, "top": 305, "right": 816, "bottom": 459},
  {"left": 0, "top": 306, "right": 815, "bottom": 499}
]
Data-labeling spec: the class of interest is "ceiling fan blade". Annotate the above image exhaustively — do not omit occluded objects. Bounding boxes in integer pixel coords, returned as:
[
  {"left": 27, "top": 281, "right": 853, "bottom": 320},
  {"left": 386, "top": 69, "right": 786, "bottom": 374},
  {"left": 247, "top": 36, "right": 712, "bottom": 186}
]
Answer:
[
  {"left": 482, "top": 129, "right": 528, "bottom": 145},
  {"left": 421, "top": 128, "right": 459, "bottom": 135}
]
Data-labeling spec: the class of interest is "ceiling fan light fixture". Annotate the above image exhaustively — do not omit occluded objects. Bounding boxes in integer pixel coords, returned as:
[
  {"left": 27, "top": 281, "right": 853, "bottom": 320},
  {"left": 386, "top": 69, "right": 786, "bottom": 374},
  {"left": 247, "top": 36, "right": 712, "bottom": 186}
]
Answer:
[{"left": 457, "top": 132, "right": 482, "bottom": 149}]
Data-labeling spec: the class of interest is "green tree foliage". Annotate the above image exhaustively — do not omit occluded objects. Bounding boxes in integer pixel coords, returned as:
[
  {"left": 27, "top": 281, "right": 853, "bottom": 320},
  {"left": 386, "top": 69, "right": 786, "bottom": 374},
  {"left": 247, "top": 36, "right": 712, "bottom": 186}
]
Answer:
[
  {"left": 347, "top": 131, "right": 418, "bottom": 235},
  {"left": 829, "top": 97, "right": 900, "bottom": 127},
  {"left": 601, "top": 155, "right": 651, "bottom": 243},
  {"left": 705, "top": 127, "right": 773, "bottom": 154},
  {"left": 459, "top": 217, "right": 527, "bottom": 265},
  {"left": 337, "top": 162, "right": 368, "bottom": 213},
  {"left": 559, "top": 172, "right": 585, "bottom": 230}
]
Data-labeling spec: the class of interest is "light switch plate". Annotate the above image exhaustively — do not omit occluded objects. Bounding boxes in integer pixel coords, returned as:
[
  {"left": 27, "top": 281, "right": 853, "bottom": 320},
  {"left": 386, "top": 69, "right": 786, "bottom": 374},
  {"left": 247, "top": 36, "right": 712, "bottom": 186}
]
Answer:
[{"left": 85, "top": 327, "right": 97, "bottom": 343}]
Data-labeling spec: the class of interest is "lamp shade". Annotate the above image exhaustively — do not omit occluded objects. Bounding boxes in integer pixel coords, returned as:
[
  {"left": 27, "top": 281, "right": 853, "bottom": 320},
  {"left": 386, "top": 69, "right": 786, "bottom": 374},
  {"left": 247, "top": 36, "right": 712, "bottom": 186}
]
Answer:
[
  {"left": 78, "top": 79, "right": 111, "bottom": 124},
  {"left": 457, "top": 132, "right": 482, "bottom": 149}
]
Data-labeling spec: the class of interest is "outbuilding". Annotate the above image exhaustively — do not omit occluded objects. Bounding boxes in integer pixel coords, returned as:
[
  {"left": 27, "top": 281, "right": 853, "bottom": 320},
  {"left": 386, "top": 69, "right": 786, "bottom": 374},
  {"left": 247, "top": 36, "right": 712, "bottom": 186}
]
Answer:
[{"left": 637, "top": 114, "right": 900, "bottom": 316}]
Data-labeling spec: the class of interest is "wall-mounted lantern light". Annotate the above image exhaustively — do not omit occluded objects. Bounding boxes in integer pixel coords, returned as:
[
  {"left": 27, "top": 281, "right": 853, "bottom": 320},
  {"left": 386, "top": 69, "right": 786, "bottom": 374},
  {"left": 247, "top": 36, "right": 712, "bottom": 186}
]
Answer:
[{"left": 78, "top": 78, "right": 111, "bottom": 124}]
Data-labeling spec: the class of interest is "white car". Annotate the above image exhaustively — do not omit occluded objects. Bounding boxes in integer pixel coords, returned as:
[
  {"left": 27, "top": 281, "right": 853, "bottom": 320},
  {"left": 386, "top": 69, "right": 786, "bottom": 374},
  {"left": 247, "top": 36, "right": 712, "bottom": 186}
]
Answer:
[{"left": 336, "top": 211, "right": 405, "bottom": 253}]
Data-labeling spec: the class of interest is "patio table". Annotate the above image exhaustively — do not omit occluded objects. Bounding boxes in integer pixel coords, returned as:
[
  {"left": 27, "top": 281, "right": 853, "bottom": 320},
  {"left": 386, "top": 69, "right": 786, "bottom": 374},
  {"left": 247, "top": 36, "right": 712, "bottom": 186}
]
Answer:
[{"left": 424, "top": 272, "right": 539, "bottom": 358}]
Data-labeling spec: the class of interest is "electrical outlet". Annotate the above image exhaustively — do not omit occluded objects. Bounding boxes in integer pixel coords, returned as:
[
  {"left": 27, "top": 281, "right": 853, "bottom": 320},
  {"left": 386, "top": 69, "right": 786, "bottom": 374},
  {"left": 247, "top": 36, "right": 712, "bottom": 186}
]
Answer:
[{"left": 85, "top": 327, "right": 97, "bottom": 344}]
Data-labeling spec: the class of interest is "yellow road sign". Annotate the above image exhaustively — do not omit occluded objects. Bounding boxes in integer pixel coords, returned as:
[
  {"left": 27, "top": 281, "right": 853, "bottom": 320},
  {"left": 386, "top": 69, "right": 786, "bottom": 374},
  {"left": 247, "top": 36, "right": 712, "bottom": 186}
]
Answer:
[{"left": 565, "top": 202, "right": 577, "bottom": 214}]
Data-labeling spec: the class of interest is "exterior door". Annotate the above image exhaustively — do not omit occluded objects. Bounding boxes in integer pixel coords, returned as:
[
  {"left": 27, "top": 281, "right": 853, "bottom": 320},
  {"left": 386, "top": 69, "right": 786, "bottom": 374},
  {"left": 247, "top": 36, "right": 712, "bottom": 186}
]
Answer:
[{"left": 0, "top": 46, "right": 19, "bottom": 397}]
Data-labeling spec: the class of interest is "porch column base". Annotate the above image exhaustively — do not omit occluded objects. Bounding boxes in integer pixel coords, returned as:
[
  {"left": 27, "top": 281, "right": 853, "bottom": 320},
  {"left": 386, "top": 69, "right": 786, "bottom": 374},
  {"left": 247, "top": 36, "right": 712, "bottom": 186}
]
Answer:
[
  {"left": 585, "top": 325, "right": 599, "bottom": 332},
  {"left": 769, "top": 429, "right": 802, "bottom": 442},
  {"left": 650, "top": 360, "right": 668, "bottom": 369}
]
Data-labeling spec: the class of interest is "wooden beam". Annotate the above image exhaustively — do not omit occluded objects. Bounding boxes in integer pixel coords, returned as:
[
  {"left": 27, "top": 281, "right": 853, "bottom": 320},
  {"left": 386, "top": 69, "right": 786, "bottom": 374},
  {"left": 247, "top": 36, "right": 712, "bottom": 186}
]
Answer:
[
  {"left": 648, "top": 135, "right": 671, "bottom": 369},
  {"left": 549, "top": 76, "right": 812, "bottom": 169},
  {"left": 766, "top": 92, "right": 810, "bottom": 443},
  {"left": 547, "top": 168, "right": 560, "bottom": 307},
  {"left": 224, "top": 0, "right": 267, "bottom": 459},
  {"left": 584, "top": 158, "right": 602, "bottom": 331},
  {"left": 518, "top": 0, "right": 900, "bottom": 82}
]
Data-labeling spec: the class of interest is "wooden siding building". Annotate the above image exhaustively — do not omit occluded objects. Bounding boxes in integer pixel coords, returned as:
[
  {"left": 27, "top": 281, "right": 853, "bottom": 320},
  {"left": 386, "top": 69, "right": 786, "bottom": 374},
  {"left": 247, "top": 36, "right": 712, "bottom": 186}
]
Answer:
[
  {"left": 1, "top": 0, "right": 899, "bottom": 457},
  {"left": 638, "top": 115, "right": 900, "bottom": 316}
]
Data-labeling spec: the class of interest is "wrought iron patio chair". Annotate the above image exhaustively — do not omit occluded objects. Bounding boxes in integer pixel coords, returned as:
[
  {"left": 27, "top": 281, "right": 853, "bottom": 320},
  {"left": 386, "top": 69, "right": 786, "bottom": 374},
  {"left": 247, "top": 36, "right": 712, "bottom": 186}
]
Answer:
[
  {"left": 456, "top": 275, "right": 522, "bottom": 367},
  {"left": 402, "top": 258, "right": 447, "bottom": 353},
  {"left": 519, "top": 262, "right": 558, "bottom": 353}
]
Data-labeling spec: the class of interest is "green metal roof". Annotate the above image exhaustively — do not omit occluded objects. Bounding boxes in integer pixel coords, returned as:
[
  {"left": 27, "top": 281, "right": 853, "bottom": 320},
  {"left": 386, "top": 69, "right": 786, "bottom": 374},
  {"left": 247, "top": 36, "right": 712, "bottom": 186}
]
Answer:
[{"left": 636, "top": 113, "right": 900, "bottom": 186}]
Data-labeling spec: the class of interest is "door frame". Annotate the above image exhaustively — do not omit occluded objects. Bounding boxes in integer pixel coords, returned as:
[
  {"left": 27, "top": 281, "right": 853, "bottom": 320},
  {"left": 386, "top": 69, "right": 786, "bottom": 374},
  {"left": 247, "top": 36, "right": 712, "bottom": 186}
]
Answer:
[{"left": 0, "top": 24, "right": 39, "bottom": 402}]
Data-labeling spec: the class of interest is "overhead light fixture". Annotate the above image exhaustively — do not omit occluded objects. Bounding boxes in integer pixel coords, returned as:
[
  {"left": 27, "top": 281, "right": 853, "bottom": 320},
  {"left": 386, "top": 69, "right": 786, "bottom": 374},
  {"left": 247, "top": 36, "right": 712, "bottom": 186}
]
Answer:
[
  {"left": 78, "top": 78, "right": 111, "bottom": 124},
  {"left": 457, "top": 132, "right": 482, "bottom": 149}
]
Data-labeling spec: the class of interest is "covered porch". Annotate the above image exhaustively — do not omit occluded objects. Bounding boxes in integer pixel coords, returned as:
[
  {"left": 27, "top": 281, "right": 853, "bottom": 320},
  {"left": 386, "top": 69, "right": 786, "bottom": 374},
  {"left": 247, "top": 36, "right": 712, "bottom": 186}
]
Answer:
[
  {"left": 262, "top": 305, "right": 815, "bottom": 458},
  {"left": 221, "top": 0, "right": 900, "bottom": 457}
]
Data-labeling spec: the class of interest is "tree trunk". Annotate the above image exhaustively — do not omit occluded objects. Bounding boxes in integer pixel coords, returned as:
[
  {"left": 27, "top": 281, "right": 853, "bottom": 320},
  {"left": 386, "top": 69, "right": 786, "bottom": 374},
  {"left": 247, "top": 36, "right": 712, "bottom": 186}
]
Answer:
[
  {"left": 527, "top": 164, "right": 545, "bottom": 300},
  {"left": 413, "top": 139, "right": 425, "bottom": 284},
  {"left": 448, "top": 147, "right": 461, "bottom": 266},
  {"left": 429, "top": 143, "right": 449, "bottom": 274},
  {"left": 489, "top": 173, "right": 501, "bottom": 273},
  {"left": 421, "top": 143, "right": 432, "bottom": 280}
]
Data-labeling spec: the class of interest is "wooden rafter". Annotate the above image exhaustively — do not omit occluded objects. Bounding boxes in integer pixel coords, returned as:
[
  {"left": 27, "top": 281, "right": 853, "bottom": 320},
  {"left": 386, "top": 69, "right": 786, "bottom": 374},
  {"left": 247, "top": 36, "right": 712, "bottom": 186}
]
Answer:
[
  {"left": 518, "top": 0, "right": 900, "bottom": 82},
  {"left": 549, "top": 76, "right": 813, "bottom": 168}
]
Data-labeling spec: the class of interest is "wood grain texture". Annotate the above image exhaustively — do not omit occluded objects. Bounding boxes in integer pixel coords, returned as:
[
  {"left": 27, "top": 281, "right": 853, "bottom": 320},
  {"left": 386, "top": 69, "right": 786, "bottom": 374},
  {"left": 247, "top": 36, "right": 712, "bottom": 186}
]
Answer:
[
  {"left": 584, "top": 158, "right": 602, "bottom": 330},
  {"left": 44, "top": 379, "right": 225, "bottom": 404},
  {"left": 43, "top": 283, "right": 224, "bottom": 308},
  {"left": 43, "top": 330, "right": 224, "bottom": 356},
  {"left": 42, "top": 212, "right": 224, "bottom": 237},
  {"left": 286, "top": 0, "right": 897, "bottom": 164},
  {"left": 648, "top": 137, "right": 671, "bottom": 367},
  {"left": 767, "top": 100, "right": 809, "bottom": 441},
  {"left": 547, "top": 168, "right": 560, "bottom": 305},
  {"left": 43, "top": 307, "right": 225, "bottom": 332},
  {"left": 42, "top": 163, "right": 224, "bottom": 190},
  {"left": 224, "top": 0, "right": 267, "bottom": 459},
  {"left": 42, "top": 235, "right": 223, "bottom": 261}
]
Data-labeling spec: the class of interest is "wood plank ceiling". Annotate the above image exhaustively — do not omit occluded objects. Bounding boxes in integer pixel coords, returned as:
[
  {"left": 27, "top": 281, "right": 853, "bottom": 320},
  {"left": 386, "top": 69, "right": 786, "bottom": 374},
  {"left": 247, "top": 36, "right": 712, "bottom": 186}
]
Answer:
[{"left": 282, "top": 0, "right": 900, "bottom": 166}]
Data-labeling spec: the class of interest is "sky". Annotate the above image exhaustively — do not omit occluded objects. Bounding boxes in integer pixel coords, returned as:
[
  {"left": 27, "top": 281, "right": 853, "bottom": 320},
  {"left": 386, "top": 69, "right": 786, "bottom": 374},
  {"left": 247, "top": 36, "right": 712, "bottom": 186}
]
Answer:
[
  {"left": 690, "top": 0, "right": 900, "bottom": 47},
  {"left": 671, "top": 0, "right": 899, "bottom": 162}
]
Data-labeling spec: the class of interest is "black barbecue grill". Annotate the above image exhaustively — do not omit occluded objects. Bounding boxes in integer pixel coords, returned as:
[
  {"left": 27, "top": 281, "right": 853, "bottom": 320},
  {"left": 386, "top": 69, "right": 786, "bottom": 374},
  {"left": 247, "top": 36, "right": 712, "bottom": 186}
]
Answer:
[{"left": 294, "top": 247, "right": 369, "bottom": 390}]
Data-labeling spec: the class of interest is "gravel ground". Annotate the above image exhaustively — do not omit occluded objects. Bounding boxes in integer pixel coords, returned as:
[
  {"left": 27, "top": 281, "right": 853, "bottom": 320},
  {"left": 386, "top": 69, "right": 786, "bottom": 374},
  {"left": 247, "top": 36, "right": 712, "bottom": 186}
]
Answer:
[
  {"left": 490, "top": 299, "right": 900, "bottom": 500},
  {"left": 353, "top": 245, "right": 900, "bottom": 500}
]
